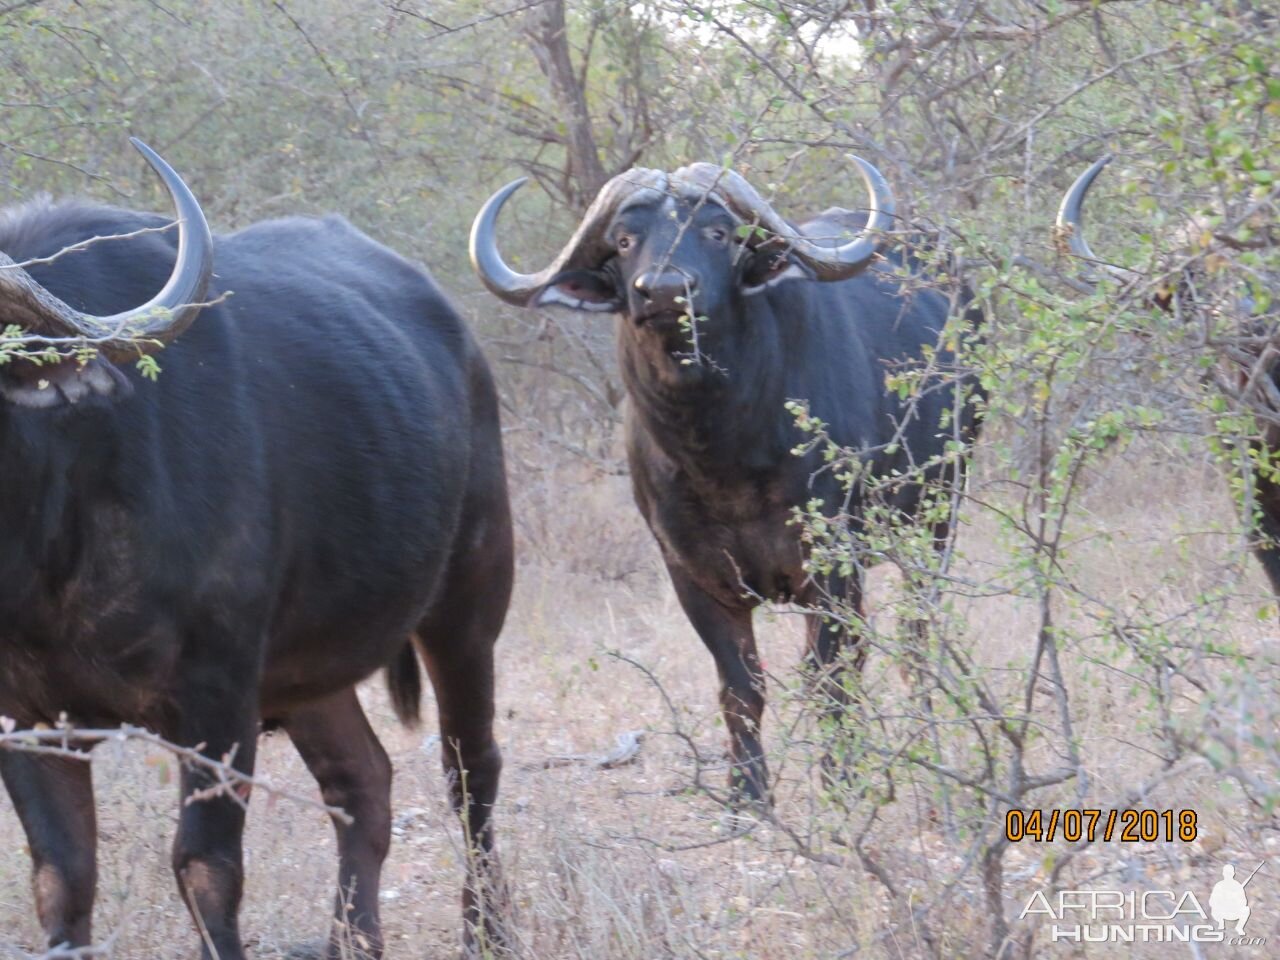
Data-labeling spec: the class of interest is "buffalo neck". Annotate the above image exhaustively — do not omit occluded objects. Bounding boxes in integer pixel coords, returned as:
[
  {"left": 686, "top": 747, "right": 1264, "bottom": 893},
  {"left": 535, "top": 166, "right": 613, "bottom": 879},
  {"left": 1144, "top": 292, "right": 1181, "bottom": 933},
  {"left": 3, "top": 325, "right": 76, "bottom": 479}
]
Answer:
[
  {"left": 0, "top": 404, "right": 119, "bottom": 614},
  {"left": 616, "top": 297, "right": 797, "bottom": 483}
]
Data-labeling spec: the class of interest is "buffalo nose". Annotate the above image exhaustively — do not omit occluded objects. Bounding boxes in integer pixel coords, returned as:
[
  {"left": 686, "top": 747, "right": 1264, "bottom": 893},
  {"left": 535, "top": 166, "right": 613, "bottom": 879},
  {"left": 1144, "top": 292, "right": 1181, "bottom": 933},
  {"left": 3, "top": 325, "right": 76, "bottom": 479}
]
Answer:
[{"left": 634, "top": 269, "right": 697, "bottom": 308}]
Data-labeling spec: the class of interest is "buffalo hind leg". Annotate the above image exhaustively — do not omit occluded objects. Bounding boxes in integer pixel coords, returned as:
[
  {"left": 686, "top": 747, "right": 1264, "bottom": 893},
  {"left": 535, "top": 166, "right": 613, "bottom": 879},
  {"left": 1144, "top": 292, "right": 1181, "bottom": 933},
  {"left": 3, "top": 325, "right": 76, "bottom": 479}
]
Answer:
[
  {"left": 419, "top": 626, "right": 507, "bottom": 955},
  {"left": 803, "top": 573, "right": 868, "bottom": 787},
  {"left": 1250, "top": 460, "right": 1280, "bottom": 603},
  {"left": 417, "top": 502, "right": 513, "bottom": 954},
  {"left": 170, "top": 678, "right": 260, "bottom": 960},
  {"left": 285, "top": 688, "right": 392, "bottom": 958},
  {"left": 0, "top": 752, "right": 96, "bottom": 949},
  {"left": 902, "top": 508, "right": 958, "bottom": 683},
  {"left": 669, "top": 568, "right": 768, "bottom": 806}
]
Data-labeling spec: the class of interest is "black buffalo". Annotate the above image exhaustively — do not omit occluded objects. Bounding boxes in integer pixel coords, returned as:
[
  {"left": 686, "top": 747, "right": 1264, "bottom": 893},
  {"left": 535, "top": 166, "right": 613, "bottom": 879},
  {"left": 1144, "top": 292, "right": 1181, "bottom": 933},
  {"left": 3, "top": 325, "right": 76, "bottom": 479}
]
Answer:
[
  {"left": 0, "top": 140, "right": 512, "bottom": 958},
  {"left": 470, "top": 159, "right": 980, "bottom": 802},
  {"left": 1057, "top": 157, "right": 1280, "bottom": 600}
]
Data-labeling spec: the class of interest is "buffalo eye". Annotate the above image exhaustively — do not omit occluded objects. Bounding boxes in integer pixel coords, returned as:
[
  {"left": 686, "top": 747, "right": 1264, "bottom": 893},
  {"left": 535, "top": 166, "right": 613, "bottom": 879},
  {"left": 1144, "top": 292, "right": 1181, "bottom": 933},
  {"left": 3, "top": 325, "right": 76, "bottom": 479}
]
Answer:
[
  {"left": 706, "top": 226, "right": 730, "bottom": 245},
  {"left": 617, "top": 235, "right": 634, "bottom": 252}
]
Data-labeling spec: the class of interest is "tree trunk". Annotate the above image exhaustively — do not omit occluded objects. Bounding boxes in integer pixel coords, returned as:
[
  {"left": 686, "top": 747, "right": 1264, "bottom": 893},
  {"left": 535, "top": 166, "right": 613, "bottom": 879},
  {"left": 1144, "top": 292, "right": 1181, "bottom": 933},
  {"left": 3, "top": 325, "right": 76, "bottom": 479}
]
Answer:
[{"left": 525, "top": 0, "right": 607, "bottom": 211}]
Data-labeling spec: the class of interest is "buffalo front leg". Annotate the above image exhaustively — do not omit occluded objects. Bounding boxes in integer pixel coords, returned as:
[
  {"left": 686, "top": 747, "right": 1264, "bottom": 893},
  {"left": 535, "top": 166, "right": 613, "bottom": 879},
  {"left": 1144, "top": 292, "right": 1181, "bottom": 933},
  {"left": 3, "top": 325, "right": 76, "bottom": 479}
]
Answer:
[
  {"left": 668, "top": 568, "right": 768, "bottom": 806},
  {"left": 284, "top": 688, "right": 392, "bottom": 958},
  {"left": 169, "top": 683, "right": 259, "bottom": 960},
  {"left": 0, "top": 752, "right": 97, "bottom": 949}
]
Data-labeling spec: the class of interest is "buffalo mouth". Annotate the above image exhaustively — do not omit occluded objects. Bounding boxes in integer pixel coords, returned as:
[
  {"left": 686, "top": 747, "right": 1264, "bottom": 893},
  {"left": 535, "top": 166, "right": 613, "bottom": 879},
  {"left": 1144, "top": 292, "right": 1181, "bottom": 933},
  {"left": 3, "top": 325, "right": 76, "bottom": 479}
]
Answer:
[{"left": 632, "top": 307, "right": 700, "bottom": 329}]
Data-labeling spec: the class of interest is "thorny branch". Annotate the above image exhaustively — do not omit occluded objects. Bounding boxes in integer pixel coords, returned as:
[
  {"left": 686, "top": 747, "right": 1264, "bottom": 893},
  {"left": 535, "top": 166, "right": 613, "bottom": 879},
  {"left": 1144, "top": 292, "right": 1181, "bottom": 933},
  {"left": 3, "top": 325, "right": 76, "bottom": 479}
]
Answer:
[{"left": 0, "top": 722, "right": 354, "bottom": 825}]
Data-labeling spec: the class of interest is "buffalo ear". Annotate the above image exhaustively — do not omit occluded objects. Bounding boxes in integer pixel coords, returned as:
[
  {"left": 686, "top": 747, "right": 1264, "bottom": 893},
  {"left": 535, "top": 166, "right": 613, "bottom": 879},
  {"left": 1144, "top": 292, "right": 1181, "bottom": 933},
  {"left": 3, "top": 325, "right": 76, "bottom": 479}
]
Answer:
[
  {"left": 534, "top": 269, "right": 622, "bottom": 312},
  {"left": 740, "top": 249, "right": 813, "bottom": 295},
  {"left": 0, "top": 355, "right": 131, "bottom": 409}
]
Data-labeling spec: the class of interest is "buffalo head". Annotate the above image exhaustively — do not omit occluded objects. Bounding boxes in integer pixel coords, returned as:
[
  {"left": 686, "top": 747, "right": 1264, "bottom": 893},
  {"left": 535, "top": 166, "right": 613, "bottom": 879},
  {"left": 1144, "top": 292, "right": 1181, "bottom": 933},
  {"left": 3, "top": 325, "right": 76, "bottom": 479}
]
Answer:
[
  {"left": 469, "top": 157, "right": 895, "bottom": 340},
  {"left": 0, "top": 138, "right": 213, "bottom": 407}
]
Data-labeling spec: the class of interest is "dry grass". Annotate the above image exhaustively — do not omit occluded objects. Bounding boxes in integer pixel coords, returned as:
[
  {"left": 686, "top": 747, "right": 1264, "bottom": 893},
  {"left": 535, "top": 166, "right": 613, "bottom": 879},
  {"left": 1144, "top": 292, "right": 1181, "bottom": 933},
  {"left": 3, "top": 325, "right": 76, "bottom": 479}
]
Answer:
[{"left": 2, "top": 445, "right": 1278, "bottom": 958}]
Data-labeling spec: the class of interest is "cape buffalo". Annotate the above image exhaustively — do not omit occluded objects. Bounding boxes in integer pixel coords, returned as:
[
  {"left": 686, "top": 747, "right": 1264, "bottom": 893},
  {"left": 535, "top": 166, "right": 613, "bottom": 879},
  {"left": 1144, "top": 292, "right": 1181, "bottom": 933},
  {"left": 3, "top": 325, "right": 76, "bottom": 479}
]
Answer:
[
  {"left": 470, "top": 158, "right": 980, "bottom": 802},
  {"left": 1057, "top": 156, "right": 1280, "bottom": 601},
  {"left": 0, "top": 140, "right": 512, "bottom": 958}
]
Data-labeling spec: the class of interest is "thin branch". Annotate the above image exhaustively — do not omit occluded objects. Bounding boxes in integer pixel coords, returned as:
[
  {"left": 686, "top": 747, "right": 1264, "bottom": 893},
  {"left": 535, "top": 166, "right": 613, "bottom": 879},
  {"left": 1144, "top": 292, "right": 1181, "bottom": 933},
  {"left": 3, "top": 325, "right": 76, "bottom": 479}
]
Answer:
[{"left": 0, "top": 723, "right": 353, "bottom": 825}]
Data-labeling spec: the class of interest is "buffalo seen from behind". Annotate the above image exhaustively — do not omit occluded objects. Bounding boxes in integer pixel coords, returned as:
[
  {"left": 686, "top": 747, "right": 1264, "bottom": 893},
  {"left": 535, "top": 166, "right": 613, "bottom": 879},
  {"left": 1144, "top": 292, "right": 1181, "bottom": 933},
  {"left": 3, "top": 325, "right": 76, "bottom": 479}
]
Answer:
[
  {"left": 0, "top": 140, "right": 512, "bottom": 958},
  {"left": 471, "top": 158, "right": 983, "bottom": 803}
]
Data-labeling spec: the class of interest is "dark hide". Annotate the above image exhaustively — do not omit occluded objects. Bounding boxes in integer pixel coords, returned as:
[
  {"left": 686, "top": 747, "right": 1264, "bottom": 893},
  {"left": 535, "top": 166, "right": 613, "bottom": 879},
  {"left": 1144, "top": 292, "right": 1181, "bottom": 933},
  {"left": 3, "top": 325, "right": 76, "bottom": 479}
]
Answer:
[
  {"left": 0, "top": 200, "right": 513, "bottom": 957},
  {"left": 551, "top": 197, "right": 982, "bottom": 802}
]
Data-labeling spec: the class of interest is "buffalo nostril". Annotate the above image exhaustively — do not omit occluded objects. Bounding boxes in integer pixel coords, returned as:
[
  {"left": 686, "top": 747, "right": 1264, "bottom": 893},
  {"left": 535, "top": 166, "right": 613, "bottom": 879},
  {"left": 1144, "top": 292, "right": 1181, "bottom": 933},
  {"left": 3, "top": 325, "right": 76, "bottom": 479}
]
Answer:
[{"left": 634, "top": 271, "right": 698, "bottom": 312}]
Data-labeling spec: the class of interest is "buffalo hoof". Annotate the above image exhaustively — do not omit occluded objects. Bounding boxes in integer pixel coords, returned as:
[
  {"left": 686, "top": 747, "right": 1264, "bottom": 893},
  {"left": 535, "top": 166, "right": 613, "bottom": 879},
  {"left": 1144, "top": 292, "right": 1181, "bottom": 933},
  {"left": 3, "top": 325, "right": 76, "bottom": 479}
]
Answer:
[
  {"left": 716, "top": 807, "right": 765, "bottom": 838},
  {"left": 461, "top": 924, "right": 517, "bottom": 960},
  {"left": 727, "top": 764, "right": 772, "bottom": 812},
  {"left": 461, "top": 867, "right": 517, "bottom": 959}
]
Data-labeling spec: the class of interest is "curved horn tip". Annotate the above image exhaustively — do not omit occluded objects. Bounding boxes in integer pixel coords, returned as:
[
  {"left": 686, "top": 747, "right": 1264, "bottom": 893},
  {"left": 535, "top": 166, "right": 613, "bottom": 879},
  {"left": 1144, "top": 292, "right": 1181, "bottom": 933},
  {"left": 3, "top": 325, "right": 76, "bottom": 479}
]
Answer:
[
  {"left": 469, "top": 177, "right": 546, "bottom": 308},
  {"left": 125, "top": 136, "right": 211, "bottom": 237},
  {"left": 128, "top": 136, "right": 158, "bottom": 160},
  {"left": 121, "top": 135, "right": 214, "bottom": 347},
  {"left": 844, "top": 154, "right": 876, "bottom": 175},
  {"left": 843, "top": 153, "right": 897, "bottom": 226},
  {"left": 468, "top": 178, "right": 530, "bottom": 261},
  {"left": 1054, "top": 154, "right": 1140, "bottom": 282},
  {"left": 3, "top": 136, "right": 214, "bottom": 356},
  {"left": 493, "top": 177, "right": 530, "bottom": 204},
  {"left": 1077, "top": 153, "right": 1115, "bottom": 190},
  {"left": 1057, "top": 154, "right": 1115, "bottom": 228},
  {"left": 127, "top": 136, "right": 201, "bottom": 195}
]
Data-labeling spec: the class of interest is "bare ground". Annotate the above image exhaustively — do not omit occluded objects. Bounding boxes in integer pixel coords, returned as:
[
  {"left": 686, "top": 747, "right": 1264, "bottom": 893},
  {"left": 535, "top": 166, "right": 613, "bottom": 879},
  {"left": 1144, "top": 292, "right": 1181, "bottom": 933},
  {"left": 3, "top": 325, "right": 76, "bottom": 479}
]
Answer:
[{"left": 2, "top": 452, "right": 1278, "bottom": 958}]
